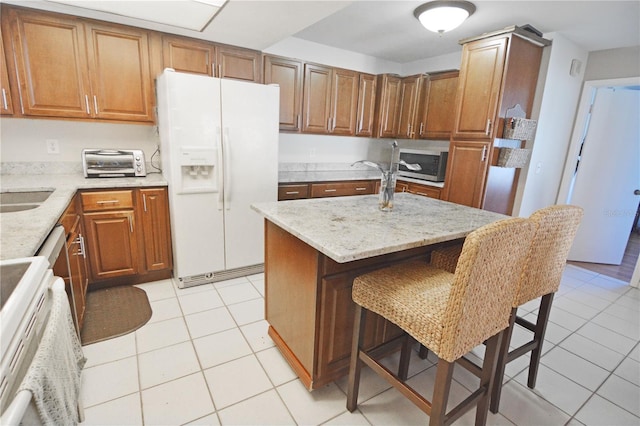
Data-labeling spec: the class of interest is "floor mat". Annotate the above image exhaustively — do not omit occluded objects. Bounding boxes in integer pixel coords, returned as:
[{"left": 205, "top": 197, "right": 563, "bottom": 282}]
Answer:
[{"left": 80, "top": 285, "right": 152, "bottom": 346}]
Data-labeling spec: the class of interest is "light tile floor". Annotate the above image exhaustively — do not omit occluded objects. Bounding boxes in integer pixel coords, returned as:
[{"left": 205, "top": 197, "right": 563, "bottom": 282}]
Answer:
[{"left": 79, "top": 265, "right": 640, "bottom": 425}]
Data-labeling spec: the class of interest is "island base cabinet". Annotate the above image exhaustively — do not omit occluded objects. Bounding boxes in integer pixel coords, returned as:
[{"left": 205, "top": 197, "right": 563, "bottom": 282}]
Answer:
[{"left": 264, "top": 220, "right": 431, "bottom": 390}]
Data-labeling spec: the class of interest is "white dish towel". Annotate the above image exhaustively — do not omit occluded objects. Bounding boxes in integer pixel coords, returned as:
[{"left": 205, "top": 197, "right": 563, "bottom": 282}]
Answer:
[{"left": 18, "top": 281, "right": 86, "bottom": 425}]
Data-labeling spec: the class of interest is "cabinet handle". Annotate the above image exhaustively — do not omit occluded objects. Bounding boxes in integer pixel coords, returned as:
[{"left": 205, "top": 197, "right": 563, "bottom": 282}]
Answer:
[
  {"left": 1, "top": 89, "right": 7, "bottom": 110},
  {"left": 97, "top": 200, "right": 119, "bottom": 205},
  {"left": 481, "top": 146, "right": 487, "bottom": 162},
  {"left": 328, "top": 117, "right": 332, "bottom": 131},
  {"left": 85, "top": 95, "right": 91, "bottom": 114},
  {"left": 485, "top": 119, "right": 492, "bottom": 135},
  {"left": 355, "top": 187, "right": 367, "bottom": 191},
  {"left": 285, "top": 191, "right": 300, "bottom": 195},
  {"left": 297, "top": 114, "right": 301, "bottom": 129},
  {"left": 142, "top": 194, "right": 147, "bottom": 212},
  {"left": 93, "top": 95, "right": 99, "bottom": 115},
  {"left": 219, "top": 64, "right": 222, "bottom": 77},
  {"left": 324, "top": 189, "right": 337, "bottom": 193},
  {"left": 419, "top": 122, "right": 424, "bottom": 136},
  {"left": 75, "top": 234, "right": 86, "bottom": 257},
  {"left": 128, "top": 214, "right": 133, "bottom": 233}
]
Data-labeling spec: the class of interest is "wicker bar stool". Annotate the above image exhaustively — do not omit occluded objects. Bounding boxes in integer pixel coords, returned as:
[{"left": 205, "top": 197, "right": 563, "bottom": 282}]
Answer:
[
  {"left": 428, "top": 205, "right": 583, "bottom": 413},
  {"left": 346, "top": 218, "right": 537, "bottom": 426}
]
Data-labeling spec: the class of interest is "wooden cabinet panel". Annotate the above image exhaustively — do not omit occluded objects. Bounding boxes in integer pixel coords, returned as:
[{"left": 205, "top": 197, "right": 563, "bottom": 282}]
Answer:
[
  {"left": 329, "top": 68, "right": 358, "bottom": 135},
  {"left": 162, "top": 35, "right": 214, "bottom": 76},
  {"left": 83, "top": 210, "right": 138, "bottom": 281},
  {"left": 264, "top": 55, "right": 303, "bottom": 131},
  {"left": 355, "top": 73, "right": 377, "bottom": 137},
  {"left": 406, "top": 182, "right": 441, "bottom": 199},
  {"left": 396, "top": 74, "right": 422, "bottom": 139},
  {"left": 302, "top": 63, "right": 332, "bottom": 134},
  {"left": 7, "top": 7, "right": 91, "bottom": 118},
  {"left": 138, "top": 188, "right": 172, "bottom": 272},
  {"left": 0, "top": 31, "right": 14, "bottom": 115},
  {"left": 81, "top": 189, "right": 134, "bottom": 212},
  {"left": 442, "top": 141, "right": 490, "bottom": 208},
  {"left": 416, "top": 71, "right": 459, "bottom": 140},
  {"left": 216, "top": 45, "right": 262, "bottom": 83},
  {"left": 452, "top": 37, "right": 507, "bottom": 141},
  {"left": 310, "top": 181, "right": 374, "bottom": 198},
  {"left": 374, "top": 74, "right": 402, "bottom": 138},
  {"left": 86, "top": 22, "right": 153, "bottom": 122},
  {"left": 278, "top": 184, "right": 310, "bottom": 200}
]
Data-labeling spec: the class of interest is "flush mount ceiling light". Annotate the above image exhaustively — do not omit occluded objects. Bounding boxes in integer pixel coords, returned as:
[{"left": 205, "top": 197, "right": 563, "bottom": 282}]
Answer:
[
  {"left": 414, "top": 0, "right": 476, "bottom": 34},
  {"left": 45, "top": 0, "right": 227, "bottom": 32}
]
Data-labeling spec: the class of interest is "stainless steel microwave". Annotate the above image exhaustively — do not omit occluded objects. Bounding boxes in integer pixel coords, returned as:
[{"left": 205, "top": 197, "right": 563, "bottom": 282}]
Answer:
[{"left": 398, "top": 148, "right": 448, "bottom": 182}]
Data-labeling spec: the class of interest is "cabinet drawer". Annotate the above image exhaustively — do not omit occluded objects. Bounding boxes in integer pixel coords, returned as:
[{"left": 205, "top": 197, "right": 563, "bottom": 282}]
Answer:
[
  {"left": 406, "top": 182, "right": 441, "bottom": 199},
  {"left": 278, "top": 184, "right": 310, "bottom": 200},
  {"left": 81, "top": 190, "right": 134, "bottom": 212},
  {"left": 311, "top": 181, "right": 374, "bottom": 198}
]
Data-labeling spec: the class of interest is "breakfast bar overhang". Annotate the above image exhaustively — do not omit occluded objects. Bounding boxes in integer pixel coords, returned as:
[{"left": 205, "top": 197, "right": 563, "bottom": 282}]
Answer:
[{"left": 251, "top": 193, "right": 507, "bottom": 390}]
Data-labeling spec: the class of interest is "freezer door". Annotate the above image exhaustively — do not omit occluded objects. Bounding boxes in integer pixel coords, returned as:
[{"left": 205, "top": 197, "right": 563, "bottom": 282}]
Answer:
[{"left": 220, "top": 79, "right": 279, "bottom": 270}]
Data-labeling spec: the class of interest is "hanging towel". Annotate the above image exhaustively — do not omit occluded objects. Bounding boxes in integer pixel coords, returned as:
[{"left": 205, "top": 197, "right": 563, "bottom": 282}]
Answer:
[{"left": 17, "top": 279, "right": 87, "bottom": 426}]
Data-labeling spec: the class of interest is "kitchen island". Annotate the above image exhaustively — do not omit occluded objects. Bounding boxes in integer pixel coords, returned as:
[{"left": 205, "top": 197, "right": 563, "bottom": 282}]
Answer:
[{"left": 251, "top": 193, "right": 507, "bottom": 390}]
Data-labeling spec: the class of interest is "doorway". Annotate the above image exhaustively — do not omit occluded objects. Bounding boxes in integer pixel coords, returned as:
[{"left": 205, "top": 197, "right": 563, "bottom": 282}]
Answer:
[{"left": 558, "top": 77, "right": 640, "bottom": 286}]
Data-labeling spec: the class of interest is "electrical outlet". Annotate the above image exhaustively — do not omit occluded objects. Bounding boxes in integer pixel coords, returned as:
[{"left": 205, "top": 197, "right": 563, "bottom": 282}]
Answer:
[{"left": 46, "top": 139, "right": 60, "bottom": 154}]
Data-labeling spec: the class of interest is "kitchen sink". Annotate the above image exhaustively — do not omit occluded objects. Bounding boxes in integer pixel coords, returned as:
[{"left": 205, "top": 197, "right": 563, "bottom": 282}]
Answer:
[{"left": 0, "top": 190, "right": 53, "bottom": 213}]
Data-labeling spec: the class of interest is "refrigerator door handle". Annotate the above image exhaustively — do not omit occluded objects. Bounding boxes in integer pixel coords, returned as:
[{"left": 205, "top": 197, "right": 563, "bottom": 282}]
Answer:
[
  {"left": 223, "top": 127, "right": 232, "bottom": 210},
  {"left": 216, "top": 127, "right": 224, "bottom": 210}
]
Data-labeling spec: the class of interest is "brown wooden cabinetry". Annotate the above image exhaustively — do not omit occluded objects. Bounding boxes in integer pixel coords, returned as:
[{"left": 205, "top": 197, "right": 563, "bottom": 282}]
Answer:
[
  {"left": 278, "top": 180, "right": 375, "bottom": 200},
  {"left": 80, "top": 187, "right": 172, "bottom": 286},
  {"left": 396, "top": 74, "right": 423, "bottom": 139},
  {"left": 355, "top": 73, "right": 377, "bottom": 137},
  {"left": 53, "top": 195, "right": 89, "bottom": 333},
  {"left": 406, "top": 181, "right": 441, "bottom": 199},
  {"left": 416, "top": 71, "right": 459, "bottom": 139},
  {"left": 444, "top": 27, "right": 548, "bottom": 214},
  {"left": 4, "top": 5, "right": 154, "bottom": 122},
  {"left": 278, "top": 184, "right": 310, "bottom": 200},
  {"left": 264, "top": 55, "right": 303, "bottom": 131},
  {"left": 0, "top": 31, "right": 14, "bottom": 115},
  {"left": 373, "top": 74, "right": 402, "bottom": 138}
]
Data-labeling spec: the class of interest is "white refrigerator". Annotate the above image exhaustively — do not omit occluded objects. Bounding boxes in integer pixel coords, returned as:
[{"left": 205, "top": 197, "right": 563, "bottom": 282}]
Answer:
[{"left": 157, "top": 69, "right": 279, "bottom": 287}]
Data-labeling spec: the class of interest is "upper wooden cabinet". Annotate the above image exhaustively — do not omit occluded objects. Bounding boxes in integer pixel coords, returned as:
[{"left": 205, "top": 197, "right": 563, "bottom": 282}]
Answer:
[
  {"left": 302, "top": 63, "right": 358, "bottom": 135},
  {"left": 355, "top": 73, "right": 376, "bottom": 137},
  {"left": 373, "top": 74, "right": 402, "bottom": 138},
  {"left": 451, "top": 37, "right": 507, "bottom": 141},
  {"left": 161, "top": 35, "right": 262, "bottom": 83},
  {"left": 264, "top": 55, "right": 303, "bottom": 132},
  {"left": 4, "top": 6, "right": 154, "bottom": 122},
  {"left": 0, "top": 31, "right": 14, "bottom": 115},
  {"left": 416, "top": 70, "right": 459, "bottom": 140},
  {"left": 396, "top": 74, "right": 424, "bottom": 139}
]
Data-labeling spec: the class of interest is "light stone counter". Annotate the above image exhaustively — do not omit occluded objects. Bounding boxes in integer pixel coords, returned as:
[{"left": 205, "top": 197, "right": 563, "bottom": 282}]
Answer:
[
  {"left": 252, "top": 192, "right": 508, "bottom": 263},
  {"left": 0, "top": 172, "right": 167, "bottom": 260},
  {"left": 278, "top": 169, "right": 445, "bottom": 188}
]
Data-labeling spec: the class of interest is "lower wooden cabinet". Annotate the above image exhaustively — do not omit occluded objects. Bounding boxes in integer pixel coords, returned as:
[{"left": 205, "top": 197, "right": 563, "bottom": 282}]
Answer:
[
  {"left": 278, "top": 184, "right": 310, "bottom": 200},
  {"left": 310, "top": 181, "right": 374, "bottom": 198},
  {"left": 441, "top": 140, "right": 490, "bottom": 208},
  {"left": 80, "top": 187, "right": 172, "bottom": 287},
  {"left": 375, "top": 179, "right": 441, "bottom": 199}
]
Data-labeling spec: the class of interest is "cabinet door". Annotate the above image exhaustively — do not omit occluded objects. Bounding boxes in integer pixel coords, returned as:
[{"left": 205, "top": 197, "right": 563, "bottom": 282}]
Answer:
[
  {"left": 138, "top": 188, "right": 173, "bottom": 272},
  {"left": 85, "top": 22, "right": 154, "bottom": 122},
  {"left": 442, "top": 140, "right": 490, "bottom": 208},
  {"left": 216, "top": 45, "right": 262, "bottom": 83},
  {"left": 396, "top": 75, "right": 422, "bottom": 139},
  {"left": 263, "top": 55, "right": 302, "bottom": 131},
  {"left": 417, "top": 71, "right": 459, "bottom": 139},
  {"left": 7, "top": 7, "right": 92, "bottom": 118},
  {"left": 328, "top": 68, "right": 358, "bottom": 135},
  {"left": 0, "top": 31, "right": 14, "bottom": 115},
  {"left": 83, "top": 210, "right": 138, "bottom": 281},
  {"left": 162, "top": 35, "right": 214, "bottom": 76},
  {"left": 375, "top": 74, "right": 402, "bottom": 138},
  {"left": 68, "top": 218, "right": 89, "bottom": 331},
  {"left": 452, "top": 38, "right": 507, "bottom": 141},
  {"left": 355, "top": 73, "right": 377, "bottom": 137},
  {"left": 302, "top": 63, "right": 332, "bottom": 134}
]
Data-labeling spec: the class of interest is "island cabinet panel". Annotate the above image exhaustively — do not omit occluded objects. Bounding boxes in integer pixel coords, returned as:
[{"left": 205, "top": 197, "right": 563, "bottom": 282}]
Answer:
[
  {"left": 0, "top": 31, "right": 14, "bottom": 115},
  {"left": 451, "top": 37, "right": 507, "bottom": 141},
  {"left": 264, "top": 55, "right": 303, "bottom": 131},
  {"left": 264, "top": 220, "right": 435, "bottom": 390},
  {"left": 355, "top": 73, "right": 377, "bottom": 137}
]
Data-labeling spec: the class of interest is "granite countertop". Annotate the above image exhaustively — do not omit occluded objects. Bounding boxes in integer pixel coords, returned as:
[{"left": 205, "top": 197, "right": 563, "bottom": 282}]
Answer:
[
  {"left": 251, "top": 192, "right": 508, "bottom": 263},
  {"left": 278, "top": 170, "right": 445, "bottom": 188},
  {"left": 0, "top": 172, "right": 167, "bottom": 260}
]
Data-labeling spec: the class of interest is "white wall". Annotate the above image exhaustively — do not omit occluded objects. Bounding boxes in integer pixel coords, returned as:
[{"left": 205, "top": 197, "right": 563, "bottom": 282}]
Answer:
[
  {"left": 584, "top": 46, "right": 640, "bottom": 81},
  {"left": 513, "top": 33, "right": 589, "bottom": 217},
  {"left": 402, "top": 51, "right": 462, "bottom": 75},
  {"left": 0, "top": 117, "right": 159, "bottom": 164}
]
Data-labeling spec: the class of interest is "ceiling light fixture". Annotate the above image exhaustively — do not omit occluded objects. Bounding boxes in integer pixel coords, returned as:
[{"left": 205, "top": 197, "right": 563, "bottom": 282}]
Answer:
[{"left": 414, "top": 0, "right": 476, "bottom": 34}]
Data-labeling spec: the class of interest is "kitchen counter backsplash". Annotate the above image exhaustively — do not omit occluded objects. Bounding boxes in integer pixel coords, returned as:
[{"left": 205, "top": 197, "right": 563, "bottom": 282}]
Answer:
[
  {"left": 279, "top": 162, "right": 381, "bottom": 183},
  {"left": 0, "top": 161, "right": 156, "bottom": 175}
]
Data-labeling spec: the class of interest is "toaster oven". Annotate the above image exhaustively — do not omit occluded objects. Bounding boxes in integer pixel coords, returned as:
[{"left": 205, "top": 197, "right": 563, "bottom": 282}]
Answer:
[{"left": 82, "top": 149, "right": 146, "bottom": 178}]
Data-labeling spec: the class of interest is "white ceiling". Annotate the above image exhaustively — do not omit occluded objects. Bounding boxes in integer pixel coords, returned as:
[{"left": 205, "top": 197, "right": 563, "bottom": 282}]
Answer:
[{"left": 6, "top": 1, "right": 640, "bottom": 64}]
